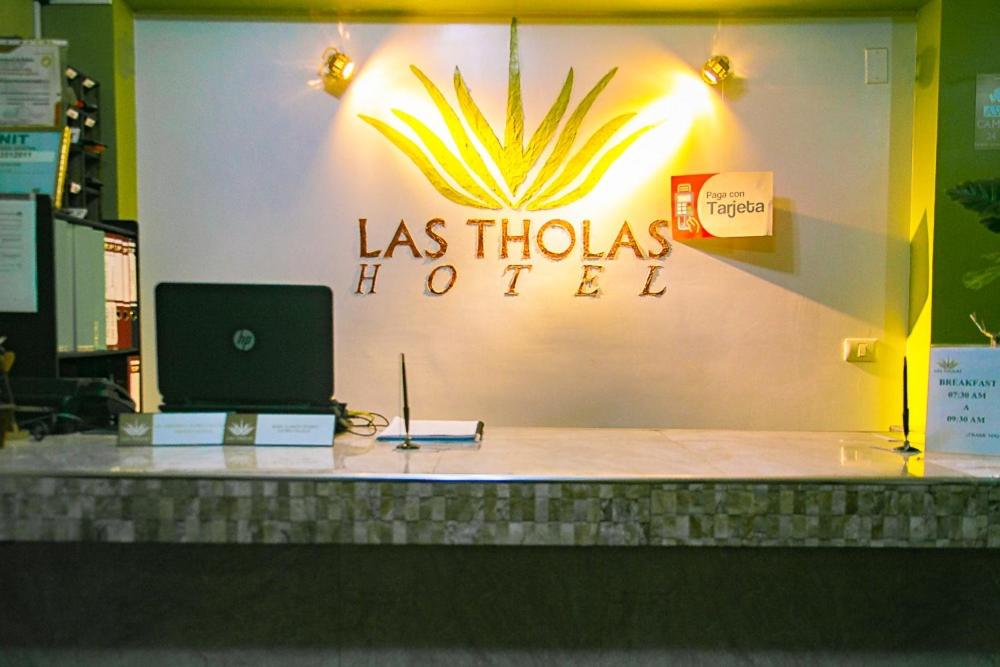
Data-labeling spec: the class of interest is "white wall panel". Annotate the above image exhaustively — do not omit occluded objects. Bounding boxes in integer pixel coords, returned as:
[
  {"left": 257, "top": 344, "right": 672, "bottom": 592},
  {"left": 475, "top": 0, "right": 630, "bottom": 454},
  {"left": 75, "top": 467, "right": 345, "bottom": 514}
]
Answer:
[{"left": 135, "top": 19, "right": 913, "bottom": 429}]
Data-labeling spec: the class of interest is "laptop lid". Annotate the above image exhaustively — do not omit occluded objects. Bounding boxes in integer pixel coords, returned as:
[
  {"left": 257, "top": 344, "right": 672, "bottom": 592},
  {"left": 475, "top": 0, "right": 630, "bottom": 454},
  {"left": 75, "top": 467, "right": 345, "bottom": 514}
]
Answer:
[{"left": 155, "top": 283, "right": 333, "bottom": 408}]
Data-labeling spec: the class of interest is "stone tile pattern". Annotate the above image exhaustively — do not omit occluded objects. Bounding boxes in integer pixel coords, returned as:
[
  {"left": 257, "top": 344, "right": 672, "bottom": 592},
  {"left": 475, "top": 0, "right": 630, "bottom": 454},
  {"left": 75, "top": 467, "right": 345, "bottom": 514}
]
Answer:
[{"left": 1, "top": 476, "right": 998, "bottom": 547}]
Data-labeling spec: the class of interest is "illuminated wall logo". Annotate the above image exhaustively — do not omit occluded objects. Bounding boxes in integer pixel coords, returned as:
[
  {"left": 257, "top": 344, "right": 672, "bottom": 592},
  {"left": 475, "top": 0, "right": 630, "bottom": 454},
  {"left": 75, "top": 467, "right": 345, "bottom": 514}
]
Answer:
[{"left": 359, "top": 19, "right": 655, "bottom": 211}]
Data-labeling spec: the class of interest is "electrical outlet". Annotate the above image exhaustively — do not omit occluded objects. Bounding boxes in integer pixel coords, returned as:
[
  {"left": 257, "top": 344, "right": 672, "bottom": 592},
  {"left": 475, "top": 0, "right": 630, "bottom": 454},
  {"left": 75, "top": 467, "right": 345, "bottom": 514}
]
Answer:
[{"left": 843, "top": 338, "right": 878, "bottom": 362}]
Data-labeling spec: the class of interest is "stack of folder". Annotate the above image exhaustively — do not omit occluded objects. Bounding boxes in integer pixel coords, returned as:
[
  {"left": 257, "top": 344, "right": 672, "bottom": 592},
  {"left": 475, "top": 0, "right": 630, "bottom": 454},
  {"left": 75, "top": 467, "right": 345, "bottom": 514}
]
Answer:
[
  {"left": 53, "top": 220, "right": 138, "bottom": 353},
  {"left": 104, "top": 233, "right": 138, "bottom": 350}
]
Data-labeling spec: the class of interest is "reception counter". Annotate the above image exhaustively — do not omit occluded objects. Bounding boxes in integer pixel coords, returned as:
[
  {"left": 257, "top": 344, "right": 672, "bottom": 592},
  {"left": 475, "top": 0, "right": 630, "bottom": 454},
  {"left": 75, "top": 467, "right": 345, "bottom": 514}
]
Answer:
[
  {"left": 4, "top": 428, "right": 1000, "bottom": 664},
  {"left": 2, "top": 428, "right": 998, "bottom": 548}
]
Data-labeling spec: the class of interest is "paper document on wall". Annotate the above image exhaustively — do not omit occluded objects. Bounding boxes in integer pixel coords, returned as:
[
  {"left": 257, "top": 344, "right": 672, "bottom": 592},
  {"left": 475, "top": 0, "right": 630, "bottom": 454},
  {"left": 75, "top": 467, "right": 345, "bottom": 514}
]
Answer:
[
  {"left": 0, "top": 195, "right": 38, "bottom": 312},
  {"left": 377, "top": 417, "right": 484, "bottom": 442},
  {"left": 0, "top": 40, "right": 63, "bottom": 128}
]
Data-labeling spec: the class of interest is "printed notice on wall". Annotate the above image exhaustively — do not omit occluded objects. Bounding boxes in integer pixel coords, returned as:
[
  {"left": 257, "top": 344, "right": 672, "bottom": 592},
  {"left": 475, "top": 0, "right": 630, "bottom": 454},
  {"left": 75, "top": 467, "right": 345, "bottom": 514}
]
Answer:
[
  {"left": 927, "top": 347, "right": 1000, "bottom": 455},
  {"left": 0, "top": 40, "right": 63, "bottom": 128},
  {"left": 975, "top": 74, "right": 1000, "bottom": 150},
  {"left": 0, "top": 195, "right": 38, "bottom": 313},
  {"left": 0, "top": 130, "right": 68, "bottom": 200},
  {"left": 671, "top": 172, "right": 773, "bottom": 239}
]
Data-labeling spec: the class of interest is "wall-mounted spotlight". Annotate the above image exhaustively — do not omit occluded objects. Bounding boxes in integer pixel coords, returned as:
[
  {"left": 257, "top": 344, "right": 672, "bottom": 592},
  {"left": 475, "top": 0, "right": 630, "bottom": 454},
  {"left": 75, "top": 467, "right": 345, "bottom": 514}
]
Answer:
[
  {"left": 321, "top": 47, "right": 355, "bottom": 82},
  {"left": 701, "top": 55, "right": 732, "bottom": 85},
  {"left": 316, "top": 47, "right": 355, "bottom": 97}
]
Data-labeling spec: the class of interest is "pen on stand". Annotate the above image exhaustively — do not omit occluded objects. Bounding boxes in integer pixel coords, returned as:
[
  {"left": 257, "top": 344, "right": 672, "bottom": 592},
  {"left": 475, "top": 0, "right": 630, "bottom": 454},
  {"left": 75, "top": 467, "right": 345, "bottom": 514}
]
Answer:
[
  {"left": 903, "top": 357, "right": 909, "bottom": 442},
  {"left": 397, "top": 353, "right": 419, "bottom": 450},
  {"left": 897, "top": 355, "right": 920, "bottom": 453}
]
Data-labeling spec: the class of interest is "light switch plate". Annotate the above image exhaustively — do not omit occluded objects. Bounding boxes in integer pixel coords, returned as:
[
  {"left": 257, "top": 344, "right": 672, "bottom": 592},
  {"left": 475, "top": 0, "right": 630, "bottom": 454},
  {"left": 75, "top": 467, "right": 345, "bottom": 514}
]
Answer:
[
  {"left": 865, "top": 48, "right": 889, "bottom": 84},
  {"left": 843, "top": 338, "right": 878, "bottom": 362}
]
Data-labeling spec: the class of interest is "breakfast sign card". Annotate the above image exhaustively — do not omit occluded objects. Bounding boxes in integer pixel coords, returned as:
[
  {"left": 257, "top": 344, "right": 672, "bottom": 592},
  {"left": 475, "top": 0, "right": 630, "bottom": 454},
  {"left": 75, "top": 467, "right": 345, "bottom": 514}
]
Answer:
[{"left": 926, "top": 347, "right": 1000, "bottom": 455}]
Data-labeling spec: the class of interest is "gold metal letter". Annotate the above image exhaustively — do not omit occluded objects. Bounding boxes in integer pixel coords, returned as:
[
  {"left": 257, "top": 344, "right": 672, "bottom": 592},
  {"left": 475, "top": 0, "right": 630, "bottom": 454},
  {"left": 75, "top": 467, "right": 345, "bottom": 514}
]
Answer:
[
  {"left": 576, "top": 264, "right": 604, "bottom": 297},
  {"left": 640, "top": 265, "right": 666, "bottom": 297},
  {"left": 426, "top": 264, "right": 458, "bottom": 295},
  {"left": 647, "top": 219, "right": 672, "bottom": 259},
  {"left": 501, "top": 218, "right": 531, "bottom": 259},
  {"left": 425, "top": 218, "right": 448, "bottom": 259},
  {"left": 385, "top": 220, "right": 422, "bottom": 258},
  {"left": 466, "top": 219, "right": 496, "bottom": 258},
  {"left": 504, "top": 264, "right": 532, "bottom": 296},
  {"left": 607, "top": 221, "right": 644, "bottom": 259},
  {"left": 356, "top": 263, "right": 382, "bottom": 295},
  {"left": 536, "top": 219, "right": 576, "bottom": 261},
  {"left": 359, "top": 218, "right": 381, "bottom": 258},
  {"left": 581, "top": 219, "right": 604, "bottom": 260}
]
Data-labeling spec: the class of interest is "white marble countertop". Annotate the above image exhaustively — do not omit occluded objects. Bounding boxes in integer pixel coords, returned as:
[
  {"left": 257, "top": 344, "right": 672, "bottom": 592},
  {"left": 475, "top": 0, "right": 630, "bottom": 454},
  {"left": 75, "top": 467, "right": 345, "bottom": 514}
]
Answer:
[{"left": 0, "top": 427, "right": 997, "bottom": 481}]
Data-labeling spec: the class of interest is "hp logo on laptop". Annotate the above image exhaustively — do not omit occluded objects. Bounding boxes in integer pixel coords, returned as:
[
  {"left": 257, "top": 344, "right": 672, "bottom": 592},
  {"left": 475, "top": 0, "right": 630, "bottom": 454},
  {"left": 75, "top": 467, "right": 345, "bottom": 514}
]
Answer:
[{"left": 232, "top": 329, "right": 256, "bottom": 352}]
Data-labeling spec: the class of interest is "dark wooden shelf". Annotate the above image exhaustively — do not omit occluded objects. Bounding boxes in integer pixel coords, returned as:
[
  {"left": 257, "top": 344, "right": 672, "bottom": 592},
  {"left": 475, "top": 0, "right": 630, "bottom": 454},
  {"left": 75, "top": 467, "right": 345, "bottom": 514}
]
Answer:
[
  {"left": 58, "top": 348, "right": 140, "bottom": 360},
  {"left": 53, "top": 212, "right": 137, "bottom": 238}
]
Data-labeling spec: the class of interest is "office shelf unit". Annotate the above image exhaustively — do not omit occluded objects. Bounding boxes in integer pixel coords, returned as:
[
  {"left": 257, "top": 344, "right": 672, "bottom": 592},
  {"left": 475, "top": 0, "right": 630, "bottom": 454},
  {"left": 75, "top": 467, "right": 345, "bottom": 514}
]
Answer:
[
  {"left": 62, "top": 66, "right": 104, "bottom": 223},
  {"left": 0, "top": 197, "right": 142, "bottom": 414}
]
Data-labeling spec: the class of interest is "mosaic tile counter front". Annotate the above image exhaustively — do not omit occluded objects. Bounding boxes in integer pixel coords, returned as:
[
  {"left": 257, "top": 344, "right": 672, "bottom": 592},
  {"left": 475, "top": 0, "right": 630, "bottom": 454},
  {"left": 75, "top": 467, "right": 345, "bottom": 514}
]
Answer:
[{"left": 1, "top": 429, "right": 998, "bottom": 548}]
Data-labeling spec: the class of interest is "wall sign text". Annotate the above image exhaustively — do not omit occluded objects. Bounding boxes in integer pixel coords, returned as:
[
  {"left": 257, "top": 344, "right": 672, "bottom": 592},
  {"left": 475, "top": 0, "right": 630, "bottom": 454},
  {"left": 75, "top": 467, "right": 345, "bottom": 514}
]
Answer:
[
  {"left": 355, "top": 217, "right": 671, "bottom": 297},
  {"left": 927, "top": 347, "right": 1000, "bottom": 455}
]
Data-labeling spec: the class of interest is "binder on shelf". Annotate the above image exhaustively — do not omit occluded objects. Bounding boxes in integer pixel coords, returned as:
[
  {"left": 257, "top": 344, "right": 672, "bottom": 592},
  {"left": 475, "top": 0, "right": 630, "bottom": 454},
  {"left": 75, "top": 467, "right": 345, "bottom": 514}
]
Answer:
[
  {"left": 72, "top": 224, "right": 105, "bottom": 351},
  {"left": 53, "top": 218, "right": 75, "bottom": 352},
  {"left": 0, "top": 196, "right": 140, "bottom": 397},
  {"left": 104, "top": 233, "right": 131, "bottom": 349},
  {"left": 126, "top": 236, "right": 138, "bottom": 348},
  {"left": 103, "top": 234, "right": 119, "bottom": 349}
]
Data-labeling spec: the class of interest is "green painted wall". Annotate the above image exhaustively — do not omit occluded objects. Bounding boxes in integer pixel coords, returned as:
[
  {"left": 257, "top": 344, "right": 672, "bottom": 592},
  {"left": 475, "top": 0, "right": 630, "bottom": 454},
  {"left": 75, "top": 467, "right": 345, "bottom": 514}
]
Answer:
[
  {"left": 930, "top": 0, "right": 1000, "bottom": 343},
  {"left": 112, "top": 0, "right": 138, "bottom": 220},
  {"left": 40, "top": 3, "right": 137, "bottom": 221},
  {"left": 42, "top": 5, "right": 120, "bottom": 219},
  {"left": 0, "top": 0, "right": 34, "bottom": 39}
]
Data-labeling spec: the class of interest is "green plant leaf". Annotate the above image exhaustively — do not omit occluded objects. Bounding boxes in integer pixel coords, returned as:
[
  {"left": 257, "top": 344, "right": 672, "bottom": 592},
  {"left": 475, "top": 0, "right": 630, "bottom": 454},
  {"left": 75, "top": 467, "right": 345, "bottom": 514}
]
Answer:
[
  {"left": 962, "top": 251, "right": 1000, "bottom": 290},
  {"left": 981, "top": 216, "right": 1000, "bottom": 234},
  {"left": 947, "top": 178, "right": 1000, "bottom": 224},
  {"left": 392, "top": 109, "right": 504, "bottom": 209},
  {"left": 359, "top": 114, "right": 494, "bottom": 209},
  {"left": 963, "top": 265, "right": 1000, "bottom": 290}
]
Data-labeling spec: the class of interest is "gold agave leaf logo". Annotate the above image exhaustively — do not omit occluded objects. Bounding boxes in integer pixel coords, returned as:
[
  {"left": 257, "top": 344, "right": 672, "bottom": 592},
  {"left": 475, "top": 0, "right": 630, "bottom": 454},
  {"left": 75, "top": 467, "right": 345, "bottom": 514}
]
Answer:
[
  {"left": 227, "top": 420, "right": 256, "bottom": 437},
  {"left": 359, "top": 19, "right": 656, "bottom": 211},
  {"left": 937, "top": 358, "right": 960, "bottom": 371},
  {"left": 122, "top": 422, "right": 151, "bottom": 437}
]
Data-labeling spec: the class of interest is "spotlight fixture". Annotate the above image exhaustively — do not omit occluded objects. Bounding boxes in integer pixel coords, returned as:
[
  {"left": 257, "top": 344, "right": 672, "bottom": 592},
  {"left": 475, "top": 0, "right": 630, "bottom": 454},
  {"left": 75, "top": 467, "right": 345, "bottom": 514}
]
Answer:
[
  {"left": 320, "top": 47, "right": 355, "bottom": 84},
  {"left": 701, "top": 55, "right": 732, "bottom": 85}
]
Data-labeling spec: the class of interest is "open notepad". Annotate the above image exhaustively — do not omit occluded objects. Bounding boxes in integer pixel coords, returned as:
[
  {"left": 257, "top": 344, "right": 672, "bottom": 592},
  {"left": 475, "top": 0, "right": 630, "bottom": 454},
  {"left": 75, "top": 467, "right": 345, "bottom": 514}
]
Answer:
[{"left": 376, "top": 417, "right": 484, "bottom": 442}]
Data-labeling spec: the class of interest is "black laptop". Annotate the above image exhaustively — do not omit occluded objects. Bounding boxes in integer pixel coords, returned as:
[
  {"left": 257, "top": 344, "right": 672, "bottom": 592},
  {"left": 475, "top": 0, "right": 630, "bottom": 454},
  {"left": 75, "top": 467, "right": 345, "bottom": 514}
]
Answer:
[{"left": 155, "top": 283, "right": 339, "bottom": 414}]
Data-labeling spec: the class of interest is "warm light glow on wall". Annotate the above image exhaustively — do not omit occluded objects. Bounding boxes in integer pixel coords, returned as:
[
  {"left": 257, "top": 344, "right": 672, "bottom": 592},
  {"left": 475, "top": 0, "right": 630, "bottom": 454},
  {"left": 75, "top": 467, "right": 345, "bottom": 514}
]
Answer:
[
  {"left": 343, "top": 52, "right": 450, "bottom": 138},
  {"left": 345, "top": 64, "right": 717, "bottom": 214},
  {"left": 586, "top": 71, "right": 716, "bottom": 208},
  {"left": 340, "top": 31, "right": 719, "bottom": 216}
]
